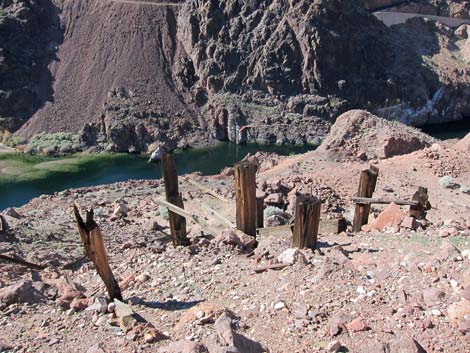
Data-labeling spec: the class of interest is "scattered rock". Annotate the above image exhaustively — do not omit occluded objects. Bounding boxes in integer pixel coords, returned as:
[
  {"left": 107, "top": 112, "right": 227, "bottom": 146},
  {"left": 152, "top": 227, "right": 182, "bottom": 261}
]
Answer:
[
  {"left": 389, "top": 336, "right": 427, "bottom": 353},
  {"left": 347, "top": 317, "right": 369, "bottom": 333},
  {"left": 277, "top": 248, "right": 307, "bottom": 265},
  {"left": 0, "top": 280, "right": 46, "bottom": 306},
  {"left": 447, "top": 299, "right": 470, "bottom": 326},
  {"left": 421, "top": 288, "right": 445, "bottom": 307}
]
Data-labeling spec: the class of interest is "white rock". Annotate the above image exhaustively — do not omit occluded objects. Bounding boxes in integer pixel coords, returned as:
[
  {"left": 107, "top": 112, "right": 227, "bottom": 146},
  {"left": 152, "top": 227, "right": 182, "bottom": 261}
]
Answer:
[
  {"left": 274, "top": 302, "right": 286, "bottom": 310},
  {"left": 113, "top": 203, "right": 129, "bottom": 217},
  {"left": 462, "top": 249, "right": 470, "bottom": 260},
  {"left": 277, "top": 248, "right": 307, "bottom": 265},
  {"left": 327, "top": 340, "right": 341, "bottom": 353},
  {"left": 356, "top": 286, "right": 366, "bottom": 295},
  {"left": 431, "top": 309, "right": 443, "bottom": 317},
  {"left": 195, "top": 311, "right": 205, "bottom": 319}
]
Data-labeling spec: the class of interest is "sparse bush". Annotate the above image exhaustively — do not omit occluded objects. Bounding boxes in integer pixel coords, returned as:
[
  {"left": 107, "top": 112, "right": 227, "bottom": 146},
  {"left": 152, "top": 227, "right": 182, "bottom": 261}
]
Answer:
[
  {"left": 264, "top": 206, "right": 284, "bottom": 218},
  {"left": 460, "top": 185, "right": 470, "bottom": 194},
  {"left": 26, "top": 132, "right": 80, "bottom": 155},
  {"left": 159, "top": 206, "right": 169, "bottom": 220},
  {"left": 438, "top": 176, "right": 454, "bottom": 188},
  {"left": 5, "top": 135, "right": 27, "bottom": 148}
]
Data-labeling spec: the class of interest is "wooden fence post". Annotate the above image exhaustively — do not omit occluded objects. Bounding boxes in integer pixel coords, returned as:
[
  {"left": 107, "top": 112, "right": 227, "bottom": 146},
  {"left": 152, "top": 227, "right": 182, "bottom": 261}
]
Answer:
[
  {"left": 256, "top": 197, "right": 264, "bottom": 229},
  {"left": 292, "top": 194, "right": 321, "bottom": 249},
  {"left": 234, "top": 160, "right": 257, "bottom": 237},
  {"left": 73, "top": 205, "right": 122, "bottom": 301},
  {"left": 410, "top": 186, "right": 431, "bottom": 219},
  {"left": 160, "top": 148, "right": 190, "bottom": 246},
  {"left": 353, "top": 166, "right": 379, "bottom": 232}
]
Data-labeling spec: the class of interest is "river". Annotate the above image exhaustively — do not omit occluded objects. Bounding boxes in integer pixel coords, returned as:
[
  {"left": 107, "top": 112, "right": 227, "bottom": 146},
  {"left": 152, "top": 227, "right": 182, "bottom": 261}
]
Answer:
[{"left": 0, "top": 142, "right": 315, "bottom": 210}]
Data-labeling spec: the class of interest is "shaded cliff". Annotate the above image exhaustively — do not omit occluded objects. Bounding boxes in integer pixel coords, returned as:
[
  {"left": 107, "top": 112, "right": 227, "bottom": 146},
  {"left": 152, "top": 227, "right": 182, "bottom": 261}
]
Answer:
[{"left": 0, "top": 0, "right": 61, "bottom": 132}]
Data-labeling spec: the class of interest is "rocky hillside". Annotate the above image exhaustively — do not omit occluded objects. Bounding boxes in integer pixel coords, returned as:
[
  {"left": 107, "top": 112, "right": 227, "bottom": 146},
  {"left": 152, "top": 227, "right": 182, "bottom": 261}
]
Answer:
[
  {"left": 0, "top": 0, "right": 60, "bottom": 132},
  {"left": 2, "top": 0, "right": 470, "bottom": 151}
]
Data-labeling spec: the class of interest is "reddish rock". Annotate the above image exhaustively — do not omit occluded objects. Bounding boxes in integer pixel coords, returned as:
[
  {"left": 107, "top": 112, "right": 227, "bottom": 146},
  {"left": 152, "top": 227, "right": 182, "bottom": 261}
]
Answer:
[
  {"left": 448, "top": 299, "right": 470, "bottom": 326},
  {"left": 389, "top": 337, "right": 427, "bottom": 353},
  {"left": 401, "top": 216, "right": 417, "bottom": 230},
  {"left": 70, "top": 297, "right": 90, "bottom": 311},
  {"left": 347, "top": 317, "right": 369, "bottom": 332},
  {"left": 328, "top": 313, "right": 352, "bottom": 336},
  {"left": 0, "top": 280, "right": 46, "bottom": 305},
  {"left": 421, "top": 288, "right": 445, "bottom": 307},
  {"left": 363, "top": 203, "right": 406, "bottom": 232},
  {"left": 56, "top": 285, "right": 85, "bottom": 308}
]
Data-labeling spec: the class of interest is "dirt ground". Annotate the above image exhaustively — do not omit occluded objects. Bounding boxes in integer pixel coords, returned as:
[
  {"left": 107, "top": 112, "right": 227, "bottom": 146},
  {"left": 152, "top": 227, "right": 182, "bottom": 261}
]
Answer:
[{"left": 1, "top": 137, "right": 470, "bottom": 353}]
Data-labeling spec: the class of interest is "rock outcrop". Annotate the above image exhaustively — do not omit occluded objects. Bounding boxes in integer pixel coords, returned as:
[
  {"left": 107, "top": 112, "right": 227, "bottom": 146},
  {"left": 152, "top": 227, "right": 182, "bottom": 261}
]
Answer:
[
  {"left": 0, "top": 0, "right": 60, "bottom": 132},
  {"left": 317, "top": 110, "right": 435, "bottom": 161},
  {"left": 3, "top": 0, "right": 470, "bottom": 150}
]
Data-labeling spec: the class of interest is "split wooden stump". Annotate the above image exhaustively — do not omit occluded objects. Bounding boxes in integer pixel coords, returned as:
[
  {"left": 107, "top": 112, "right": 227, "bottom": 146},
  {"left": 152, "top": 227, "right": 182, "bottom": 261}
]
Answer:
[
  {"left": 234, "top": 160, "right": 258, "bottom": 237},
  {"left": 73, "top": 205, "right": 123, "bottom": 301},
  {"left": 160, "top": 148, "right": 190, "bottom": 246},
  {"left": 353, "top": 166, "right": 379, "bottom": 232},
  {"left": 292, "top": 194, "right": 321, "bottom": 250}
]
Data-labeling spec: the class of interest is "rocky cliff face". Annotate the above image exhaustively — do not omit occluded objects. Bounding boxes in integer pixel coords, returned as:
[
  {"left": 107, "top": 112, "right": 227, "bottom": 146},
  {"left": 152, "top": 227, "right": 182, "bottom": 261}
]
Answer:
[
  {"left": 0, "top": 0, "right": 60, "bottom": 132},
  {"left": 3, "top": 0, "right": 470, "bottom": 151},
  {"left": 177, "top": 0, "right": 401, "bottom": 144},
  {"left": 177, "top": 0, "right": 470, "bottom": 142}
]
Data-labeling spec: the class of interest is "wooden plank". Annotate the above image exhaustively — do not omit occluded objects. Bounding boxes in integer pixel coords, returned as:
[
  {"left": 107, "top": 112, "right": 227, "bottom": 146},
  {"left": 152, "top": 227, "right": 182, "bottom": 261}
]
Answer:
[
  {"left": 154, "top": 198, "right": 219, "bottom": 236},
  {"left": 160, "top": 148, "right": 189, "bottom": 246},
  {"left": 257, "top": 218, "right": 346, "bottom": 236},
  {"left": 73, "top": 205, "right": 122, "bottom": 301},
  {"left": 200, "top": 203, "right": 235, "bottom": 229},
  {"left": 253, "top": 263, "right": 290, "bottom": 273},
  {"left": 352, "top": 197, "right": 419, "bottom": 206},
  {"left": 292, "top": 194, "right": 321, "bottom": 250},
  {"left": 234, "top": 160, "right": 258, "bottom": 237},
  {"left": 353, "top": 166, "right": 379, "bottom": 232},
  {"left": 0, "top": 254, "right": 46, "bottom": 270}
]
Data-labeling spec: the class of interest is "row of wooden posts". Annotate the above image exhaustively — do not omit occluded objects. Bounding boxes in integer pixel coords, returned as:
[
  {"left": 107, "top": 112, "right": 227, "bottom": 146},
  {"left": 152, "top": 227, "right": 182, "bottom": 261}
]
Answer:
[{"left": 71, "top": 150, "right": 429, "bottom": 300}]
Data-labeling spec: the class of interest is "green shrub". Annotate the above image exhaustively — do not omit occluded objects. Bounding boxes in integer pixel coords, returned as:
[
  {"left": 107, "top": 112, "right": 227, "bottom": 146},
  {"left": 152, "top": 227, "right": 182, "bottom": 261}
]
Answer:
[
  {"left": 27, "top": 132, "right": 80, "bottom": 155},
  {"left": 159, "top": 206, "right": 169, "bottom": 220},
  {"left": 460, "top": 185, "right": 470, "bottom": 194},
  {"left": 438, "top": 176, "right": 454, "bottom": 188},
  {"left": 5, "top": 135, "right": 26, "bottom": 147},
  {"left": 264, "top": 206, "right": 284, "bottom": 218}
]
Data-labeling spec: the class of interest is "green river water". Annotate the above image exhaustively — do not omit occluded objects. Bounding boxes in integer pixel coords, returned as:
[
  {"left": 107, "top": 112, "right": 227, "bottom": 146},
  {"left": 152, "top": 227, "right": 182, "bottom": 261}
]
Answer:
[{"left": 0, "top": 142, "right": 315, "bottom": 210}]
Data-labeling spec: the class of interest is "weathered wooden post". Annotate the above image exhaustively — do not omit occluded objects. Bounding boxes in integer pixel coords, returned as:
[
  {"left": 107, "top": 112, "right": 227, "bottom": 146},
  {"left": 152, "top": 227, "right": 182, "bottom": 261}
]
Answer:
[
  {"left": 292, "top": 194, "right": 321, "bottom": 249},
  {"left": 410, "top": 186, "right": 431, "bottom": 219},
  {"left": 73, "top": 205, "right": 123, "bottom": 301},
  {"left": 234, "top": 160, "right": 257, "bottom": 237},
  {"left": 256, "top": 197, "right": 264, "bottom": 229},
  {"left": 353, "top": 166, "right": 379, "bottom": 232},
  {"left": 160, "top": 148, "right": 190, "bottom": 246}
]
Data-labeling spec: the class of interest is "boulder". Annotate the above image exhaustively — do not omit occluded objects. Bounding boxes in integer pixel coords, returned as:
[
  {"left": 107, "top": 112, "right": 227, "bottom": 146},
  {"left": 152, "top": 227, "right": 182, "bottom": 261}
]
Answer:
[
  {"left": 447, "top": 299, "right": 470, "bottom": 326},
  {"left": 363, "top": 203, "right": 406, "bottom": 232},
  {"left": 421, "top": 287, "right": 445, "bottom": 307},
  {"left": 277, "top": 248, "right": 307, "bottom": 265},
  {"left": 317, "top": 110, "right": 434, "bottom": 161},
  {"left": 0, "top": 280, "right": 46, "bottom": 305},
  {"left": 389, "top": 337, "right": 427, "bottom": 353}
]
